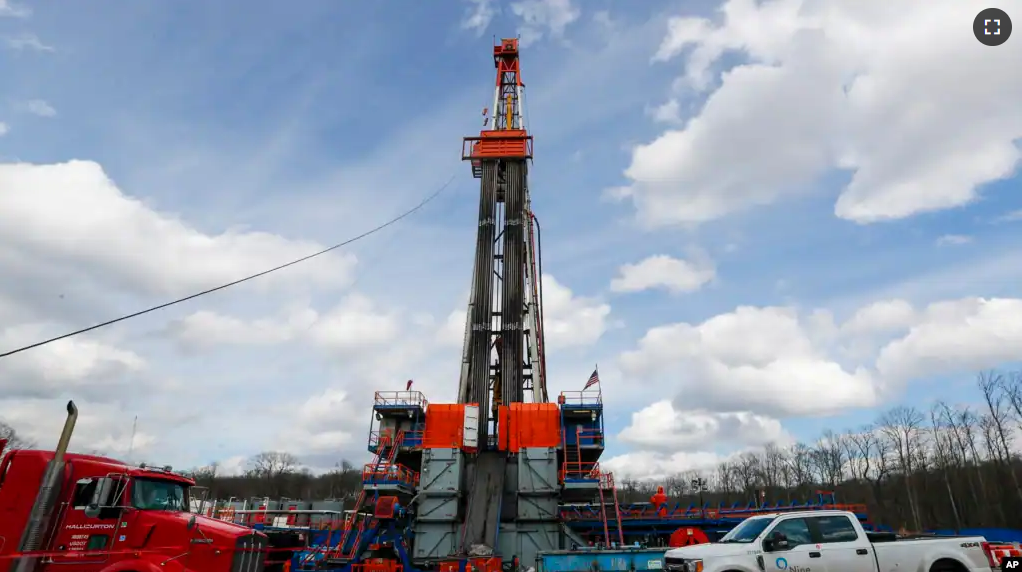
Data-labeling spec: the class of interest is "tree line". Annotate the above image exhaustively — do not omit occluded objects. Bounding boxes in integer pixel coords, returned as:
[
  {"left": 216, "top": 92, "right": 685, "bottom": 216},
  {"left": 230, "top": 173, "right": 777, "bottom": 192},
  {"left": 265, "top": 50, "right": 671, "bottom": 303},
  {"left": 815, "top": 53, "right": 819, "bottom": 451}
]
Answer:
[
  {"left": 615, "top": 370, "right": 1022, "bottom": 532},
  {"left": 5, "top": 370, "right": 1022, "bottom": 532}
]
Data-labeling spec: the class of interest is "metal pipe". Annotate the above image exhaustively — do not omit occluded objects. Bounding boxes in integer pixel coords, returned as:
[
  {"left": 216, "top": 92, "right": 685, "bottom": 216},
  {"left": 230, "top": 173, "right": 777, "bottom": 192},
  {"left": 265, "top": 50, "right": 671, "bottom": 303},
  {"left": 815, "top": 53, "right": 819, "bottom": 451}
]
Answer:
[
  {"left": 530, "top": 211, "right": 548, "bottom": 402},
  {"left": 13, "top": 400, "right": 78, "bottom": 572}
]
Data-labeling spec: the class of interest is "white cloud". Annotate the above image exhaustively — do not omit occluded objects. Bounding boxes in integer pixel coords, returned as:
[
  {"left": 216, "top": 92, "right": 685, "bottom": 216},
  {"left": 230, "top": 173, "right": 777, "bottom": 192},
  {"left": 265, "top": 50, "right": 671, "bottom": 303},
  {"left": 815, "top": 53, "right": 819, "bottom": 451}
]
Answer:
[
  {"left": 540, "top": 275, "right": 610, "bottom": 348},
  {"left": 3, "top": 33, "right": 54, "bottom": 52},
  {"left": 618, "top": 400, "right": 791, "bottom": 452},
  {"left": 24, "top": 99, "right": 56, "bottom": 117},
  {"left": 461, "top": 0, "right": 497, "bottom": 34},
  {"left": 0, "top": 122, "right": 7, "bottom": 136},
  {"left": 0, "top": 324, "right": 146, "bottom": 400},
  {"left": 270, "top": 388, "right": 360, "bottom": 464},
  {"left": 876, "top": 297, "right": 1022, "bottom": 381},
  {"left": 618, "top": 0, "right": 1022, "bottom": 227},
  {"left": 309, "top": 294, "right": 401, "bottom": 352},
  {"left": 0, "top": 156, "right": 379, "bottom": 469},
  {"left": 0, "top": 0, "right": 29, "bottom": 18},
  {"left": 0, "top": 161, "right": 356, "bottom": 300},
  {"left": 649, "top": 99, "right": 683, "bottom": 125},
  {"left": 936, "top": 234, "right": 972, "bottom": 246},
  {"left": 613, "top": 294, "right": 1022, "bottom": 475},
  {"left": 610, "top": 253, "right": 715, "bottom": 294},
  {"left": 511, "top": 0, "right": 580, "bottom": 47},
  {"left": 602, "top": 450, "right": 724, "bottom": 481},
  {"left": 169, "top": 294, "right": 400, "bottom": 353},
  {"left": 1, "top": 398, "right": 164, "bottom": 458},
  {"left": 620, "top": 305, "right": 878, "bottom": 417},
  {"left": 994, "top": 209, "right": 1022, "bottom": 223},
  {"left": 169, "top": 307, "right": 314, "bottom": 349},
  {"left": 841, "top": 299, "right": 917, "bottom": 337},
  {"left": 437, "top": 309, "right": 467, "bottom": 348}
]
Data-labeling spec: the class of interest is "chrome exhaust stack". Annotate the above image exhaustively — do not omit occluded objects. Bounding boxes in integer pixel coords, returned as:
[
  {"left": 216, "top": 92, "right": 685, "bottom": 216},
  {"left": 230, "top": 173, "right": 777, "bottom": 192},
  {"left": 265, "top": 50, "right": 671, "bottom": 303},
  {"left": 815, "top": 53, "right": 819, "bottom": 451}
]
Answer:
[{"left": 12, "top": 400, "right": 78, "bottom": 572}]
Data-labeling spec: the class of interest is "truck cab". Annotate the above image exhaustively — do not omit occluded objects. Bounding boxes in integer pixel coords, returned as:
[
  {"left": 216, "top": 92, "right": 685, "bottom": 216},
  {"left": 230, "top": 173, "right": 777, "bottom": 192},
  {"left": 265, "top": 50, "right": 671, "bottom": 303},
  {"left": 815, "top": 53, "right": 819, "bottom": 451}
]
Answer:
[{"left": 0, "top": 447, "right": 268, "bottom": 572}]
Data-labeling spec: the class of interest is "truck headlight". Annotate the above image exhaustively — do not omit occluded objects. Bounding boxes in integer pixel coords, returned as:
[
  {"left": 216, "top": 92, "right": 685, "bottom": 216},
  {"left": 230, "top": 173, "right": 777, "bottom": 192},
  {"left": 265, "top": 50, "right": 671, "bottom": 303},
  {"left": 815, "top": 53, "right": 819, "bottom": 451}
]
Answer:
[{"left": 684, "top": 561, "right": 703, "bottom": 572}]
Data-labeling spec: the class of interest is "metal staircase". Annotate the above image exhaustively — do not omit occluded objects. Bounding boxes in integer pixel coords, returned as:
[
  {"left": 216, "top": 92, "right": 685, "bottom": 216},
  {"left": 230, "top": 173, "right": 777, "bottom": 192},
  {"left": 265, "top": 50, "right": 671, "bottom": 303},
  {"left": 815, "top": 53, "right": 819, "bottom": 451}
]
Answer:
[
  {"left": 334, "top": 430, "right": 404, "bottom": 559},
  {"left": 598, "top": 473, "right": 625, "bottom": 546},
  {"left": 562, "top": 426, "right": 582, "bottom": 479}
]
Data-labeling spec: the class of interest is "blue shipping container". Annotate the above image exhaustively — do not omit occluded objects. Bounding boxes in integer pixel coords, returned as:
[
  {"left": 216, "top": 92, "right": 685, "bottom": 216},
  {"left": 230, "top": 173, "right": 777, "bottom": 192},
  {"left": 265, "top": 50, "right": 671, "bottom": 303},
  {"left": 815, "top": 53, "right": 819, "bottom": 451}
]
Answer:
[{"left": 537, "top": 548, "right": 669, "bottom": 572}]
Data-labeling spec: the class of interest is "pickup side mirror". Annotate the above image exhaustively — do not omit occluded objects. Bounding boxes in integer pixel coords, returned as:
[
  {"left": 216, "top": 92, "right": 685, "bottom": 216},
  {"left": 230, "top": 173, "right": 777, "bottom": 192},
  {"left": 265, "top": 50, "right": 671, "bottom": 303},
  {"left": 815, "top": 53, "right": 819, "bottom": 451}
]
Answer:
[
  {"left": 764, "top": 532, "right": 790, "bottom": 552},
  {"left": 187, "top": 515, "right": 197, "bottom": 531},
  {"left": 84, "top": 504, "right": 101, "bottom": 519}
]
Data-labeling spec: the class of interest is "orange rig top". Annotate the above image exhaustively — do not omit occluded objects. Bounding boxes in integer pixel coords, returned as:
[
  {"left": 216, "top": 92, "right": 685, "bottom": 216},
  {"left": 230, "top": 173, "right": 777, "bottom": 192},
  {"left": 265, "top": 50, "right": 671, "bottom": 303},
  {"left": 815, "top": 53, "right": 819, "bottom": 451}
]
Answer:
[{"left": 462, "top": 38, "right": 534, "bottom": 177}]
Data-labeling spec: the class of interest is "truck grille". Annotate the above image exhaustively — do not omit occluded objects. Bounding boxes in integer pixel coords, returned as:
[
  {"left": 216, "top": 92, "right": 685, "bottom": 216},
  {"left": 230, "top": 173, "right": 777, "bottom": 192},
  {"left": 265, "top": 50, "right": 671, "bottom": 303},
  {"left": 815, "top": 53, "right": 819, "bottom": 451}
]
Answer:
[
  {"left": 663, "top": 557, "right": 689, "bottom": 572},
  {"left": 232, "top": 533, "right": 267, "bottom": 572}
]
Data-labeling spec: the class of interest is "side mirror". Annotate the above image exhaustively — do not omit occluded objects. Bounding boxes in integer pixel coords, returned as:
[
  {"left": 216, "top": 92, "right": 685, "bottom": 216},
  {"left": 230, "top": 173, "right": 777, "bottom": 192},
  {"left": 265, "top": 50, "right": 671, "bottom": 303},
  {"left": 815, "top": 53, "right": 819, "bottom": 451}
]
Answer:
[
  {"left": 187, "top": 515, "right": 197, "bottom": 531},
  {"left": 84, "top": 504, "right": 101, "bottom": 519},
  {"left": 767, "top": 532, "right": 790, "bottom": 551}
]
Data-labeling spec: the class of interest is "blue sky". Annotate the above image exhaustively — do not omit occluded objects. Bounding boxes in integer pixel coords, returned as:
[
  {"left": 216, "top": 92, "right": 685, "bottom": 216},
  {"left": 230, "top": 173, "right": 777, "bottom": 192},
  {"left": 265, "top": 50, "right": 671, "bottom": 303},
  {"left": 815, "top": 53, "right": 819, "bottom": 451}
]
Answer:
[{"left": 1, "top": 0, "right": 1021, "bottom": 479}]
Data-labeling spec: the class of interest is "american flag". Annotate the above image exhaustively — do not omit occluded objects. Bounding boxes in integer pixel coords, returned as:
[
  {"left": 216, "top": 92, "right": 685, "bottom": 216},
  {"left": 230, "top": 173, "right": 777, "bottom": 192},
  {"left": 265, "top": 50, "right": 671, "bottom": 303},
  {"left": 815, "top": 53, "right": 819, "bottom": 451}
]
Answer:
[{"left": 583, "top": 367, "right": 600, "bottom": 390}]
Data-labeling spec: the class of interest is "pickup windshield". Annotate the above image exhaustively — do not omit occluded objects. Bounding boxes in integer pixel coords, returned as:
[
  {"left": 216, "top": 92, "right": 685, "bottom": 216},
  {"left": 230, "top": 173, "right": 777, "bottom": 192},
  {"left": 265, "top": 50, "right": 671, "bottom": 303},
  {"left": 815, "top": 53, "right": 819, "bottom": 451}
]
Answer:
[
  {"left": 131, "top": 477, "right": 189, "bottom": 511},
  {"left": 718, "top": 516, "right": 776, "bottom": 543}
]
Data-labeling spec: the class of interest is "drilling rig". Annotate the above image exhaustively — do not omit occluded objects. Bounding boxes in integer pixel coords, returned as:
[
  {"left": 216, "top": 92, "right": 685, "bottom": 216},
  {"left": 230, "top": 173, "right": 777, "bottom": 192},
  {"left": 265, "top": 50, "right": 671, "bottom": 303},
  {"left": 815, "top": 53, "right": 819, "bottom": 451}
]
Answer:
[
  {"left": 455, "top": 35, "right": 546, "bottom": 556},
  {"left": 308, "top": 39, "right": 623, "bottom": 572}
]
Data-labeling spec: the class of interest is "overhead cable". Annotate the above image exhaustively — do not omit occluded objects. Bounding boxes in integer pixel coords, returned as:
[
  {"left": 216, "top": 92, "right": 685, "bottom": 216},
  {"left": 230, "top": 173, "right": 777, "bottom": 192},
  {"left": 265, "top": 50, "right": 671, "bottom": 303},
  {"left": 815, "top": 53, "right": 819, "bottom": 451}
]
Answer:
[{"left": 0, "top": 175, "right": 455, "bottom": 360}]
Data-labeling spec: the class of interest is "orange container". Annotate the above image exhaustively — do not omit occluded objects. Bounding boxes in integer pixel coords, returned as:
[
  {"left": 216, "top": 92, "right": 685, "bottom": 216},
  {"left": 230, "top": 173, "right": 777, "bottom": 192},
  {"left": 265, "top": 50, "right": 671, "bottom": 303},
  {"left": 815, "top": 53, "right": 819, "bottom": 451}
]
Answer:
[
  {"left": 423, "top": 404, "right": 465, "bottom": 448},
  {"left": 509, "top": 403, "right": 560, "bottom": 450}
]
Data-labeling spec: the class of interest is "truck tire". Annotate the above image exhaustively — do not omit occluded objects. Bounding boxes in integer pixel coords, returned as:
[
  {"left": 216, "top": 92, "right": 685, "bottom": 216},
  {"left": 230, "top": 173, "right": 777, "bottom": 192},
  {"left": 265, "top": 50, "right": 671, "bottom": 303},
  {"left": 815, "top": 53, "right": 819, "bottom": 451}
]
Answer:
[{"left": 929, "top": 558, "right": 967, "bottom": 572}]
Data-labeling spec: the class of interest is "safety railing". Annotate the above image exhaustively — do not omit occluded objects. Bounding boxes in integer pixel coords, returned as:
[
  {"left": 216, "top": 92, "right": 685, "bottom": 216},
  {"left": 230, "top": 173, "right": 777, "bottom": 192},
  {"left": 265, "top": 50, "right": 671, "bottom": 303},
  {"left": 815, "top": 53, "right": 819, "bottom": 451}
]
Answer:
[
  {"left": 368, "top": 429, "right": 425, "bottom": 452},
  {"left": 439, "top": 557, "right": 502, "bottom": 572},
  {"left": 560, "top": 461, "right": 600, "bottom": 483},
  {"left": 558, "top": 390, "right": 602, "bottom": 407},
  {"left": 368, "top": 430, "right": 395, "bottom": 450},
  {"left": 214, "top": 508, "right": 238, "bottom": 522},
  {"left": 362, "top": 463, "right": 420, "bottom": 487},
  {"left": 560, "top": 502, "right": 872, "bottom": 521},
  {"left": 462, "top": 132, "right": 534, "bottom": 161},
  {"left": 352, "top": 562, "right": 404, "bottom": 572},
  {"left": 576, "top": 427, "right": 604, "bottom": 447},
  {"left": 598, "top": 472, "right": 616, "bottom": 489},
  {"left": 374, "top": 391, "right": 428, "bottom": 410}
]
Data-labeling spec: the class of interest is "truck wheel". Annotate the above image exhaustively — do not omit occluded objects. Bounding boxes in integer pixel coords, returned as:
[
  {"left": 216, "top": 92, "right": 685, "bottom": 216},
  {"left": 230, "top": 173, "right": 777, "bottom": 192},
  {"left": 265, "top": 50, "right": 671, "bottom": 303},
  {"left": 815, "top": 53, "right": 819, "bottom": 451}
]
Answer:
[{"left": 929, "top": 558, "right": 967, "bottom": 572}]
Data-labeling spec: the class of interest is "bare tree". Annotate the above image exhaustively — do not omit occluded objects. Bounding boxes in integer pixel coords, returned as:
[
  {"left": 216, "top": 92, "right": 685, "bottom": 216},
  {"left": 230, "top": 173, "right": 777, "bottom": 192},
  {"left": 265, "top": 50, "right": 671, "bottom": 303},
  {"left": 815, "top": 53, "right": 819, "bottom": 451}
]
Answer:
[
  {"left": 811, "top": 430, "right": 846, "bottom": 486},
  {"left": 979, "top": 371, "right": 1022, "bottom": 508},
  {"left": 0, "top": 420, "right": 34, "bottom": 450},
  {"left": 247, "top": 451, "right": 301, "bottom": 496},
  {"left": 786, "top": 442, "right": 814, "bottom": 493},
  {"left": 761, "top": 444, "right": 786, "bottom": 491},
  {"left": 879, "top": 406, "right": 924, "bottom": 530},
  {"left": 248, "top": 451, "right": 300, "bottom": 478},
  {"left": 928, "top": 403, "right": 962, "bottom": 530}
]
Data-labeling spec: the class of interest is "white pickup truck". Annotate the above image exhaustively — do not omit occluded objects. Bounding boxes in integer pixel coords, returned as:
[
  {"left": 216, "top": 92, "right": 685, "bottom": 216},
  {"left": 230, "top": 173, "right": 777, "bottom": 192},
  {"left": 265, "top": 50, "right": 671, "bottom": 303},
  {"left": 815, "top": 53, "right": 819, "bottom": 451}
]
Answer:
[{"left": 663, "top": 510, "right": 1000, "bottom": 572}]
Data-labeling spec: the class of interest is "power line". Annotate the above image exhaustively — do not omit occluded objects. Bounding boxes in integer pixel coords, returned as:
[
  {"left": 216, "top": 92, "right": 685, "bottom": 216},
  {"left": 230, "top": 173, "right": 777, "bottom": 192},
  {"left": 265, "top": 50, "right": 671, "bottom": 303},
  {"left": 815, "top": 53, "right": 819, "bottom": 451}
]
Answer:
[{"left": 0, "top": 175, "right": 455, "bottom": 360}]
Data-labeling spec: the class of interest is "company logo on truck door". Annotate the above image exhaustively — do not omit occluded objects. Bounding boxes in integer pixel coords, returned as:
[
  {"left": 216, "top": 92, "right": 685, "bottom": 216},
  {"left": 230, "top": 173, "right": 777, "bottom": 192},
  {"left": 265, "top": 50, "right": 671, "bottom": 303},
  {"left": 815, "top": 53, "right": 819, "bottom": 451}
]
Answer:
[
  {"left": 65, "top": 524, "right": 116, "bottom": 530},
  {"left": 774, "top": 558, "right": 811, "bottom": 572}
]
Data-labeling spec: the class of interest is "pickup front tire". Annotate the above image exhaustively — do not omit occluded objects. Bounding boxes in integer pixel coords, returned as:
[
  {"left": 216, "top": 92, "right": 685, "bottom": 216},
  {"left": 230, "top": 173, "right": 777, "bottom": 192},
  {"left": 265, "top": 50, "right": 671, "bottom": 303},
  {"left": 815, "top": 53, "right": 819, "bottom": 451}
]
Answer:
[{"left": 929, "top": 558, "right": 967, "bottom": 572}]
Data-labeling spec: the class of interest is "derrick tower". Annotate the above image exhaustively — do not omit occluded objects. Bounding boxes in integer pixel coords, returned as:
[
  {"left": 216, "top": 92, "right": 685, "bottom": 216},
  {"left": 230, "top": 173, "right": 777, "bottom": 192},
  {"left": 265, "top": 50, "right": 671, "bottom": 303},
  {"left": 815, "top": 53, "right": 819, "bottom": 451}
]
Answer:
[
  {"left": 455, "top": 36, "right": 549, "bottom": 553},
  {"left": 458, "top": 37, "right": 547, "bottom": 431}
]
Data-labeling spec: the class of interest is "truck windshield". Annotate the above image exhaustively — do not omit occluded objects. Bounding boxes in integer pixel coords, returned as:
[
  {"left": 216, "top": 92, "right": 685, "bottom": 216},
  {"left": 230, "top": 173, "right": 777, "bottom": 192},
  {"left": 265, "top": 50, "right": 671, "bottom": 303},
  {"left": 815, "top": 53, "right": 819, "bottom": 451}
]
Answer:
[
  {"left": 718, "top": 516, "right": 776, "bottom": 543},
  {"left": 131, "top": 478, "right": 189, "bottom": 511}
]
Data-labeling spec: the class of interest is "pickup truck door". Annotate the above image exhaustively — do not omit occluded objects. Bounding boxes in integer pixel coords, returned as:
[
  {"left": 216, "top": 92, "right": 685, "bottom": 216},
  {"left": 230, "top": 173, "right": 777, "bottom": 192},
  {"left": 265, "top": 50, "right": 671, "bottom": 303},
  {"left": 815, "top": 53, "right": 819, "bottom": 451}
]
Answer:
[
  {"left": 806, "top": 514, "right": 878, "bottom": 572},
  {"left": 763, "top": 517, "right": 821, "bottom": 572}
]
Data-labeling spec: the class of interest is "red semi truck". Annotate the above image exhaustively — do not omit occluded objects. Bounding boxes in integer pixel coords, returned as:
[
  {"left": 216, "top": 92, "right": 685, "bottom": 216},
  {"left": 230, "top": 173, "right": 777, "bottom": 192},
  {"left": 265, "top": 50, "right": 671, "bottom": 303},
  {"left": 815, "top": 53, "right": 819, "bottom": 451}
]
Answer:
[{"left": 0, "top": 402, "right": 269, "bottom": 572}]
